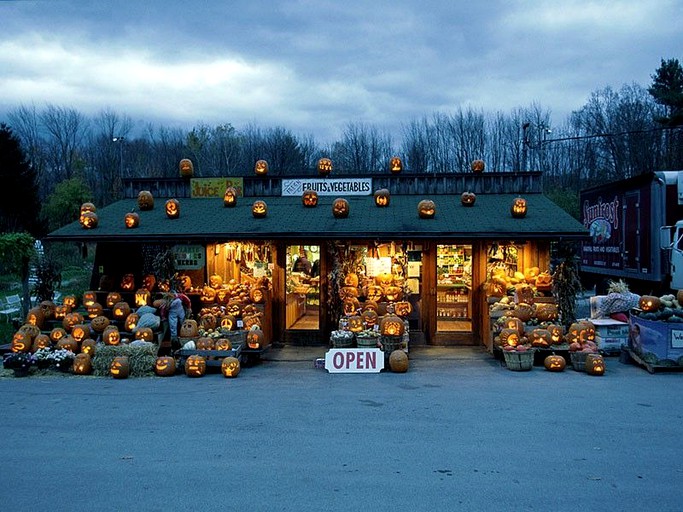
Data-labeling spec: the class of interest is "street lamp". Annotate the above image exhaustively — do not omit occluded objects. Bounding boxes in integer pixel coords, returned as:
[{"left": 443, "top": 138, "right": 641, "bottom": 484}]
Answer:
[{"left": 113, "top": 137, "right": 125, "bottom": 177}]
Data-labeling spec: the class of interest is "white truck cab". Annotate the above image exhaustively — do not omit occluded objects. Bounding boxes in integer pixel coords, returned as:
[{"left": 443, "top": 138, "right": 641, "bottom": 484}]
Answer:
[{"left": 663, "top": 220, "right": 683, "bottom": 290}]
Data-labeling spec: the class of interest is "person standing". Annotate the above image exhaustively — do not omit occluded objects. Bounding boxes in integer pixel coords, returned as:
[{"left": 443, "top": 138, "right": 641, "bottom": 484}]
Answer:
[{"left": 167, "top": 291, "right": 191, "bottom": 350}]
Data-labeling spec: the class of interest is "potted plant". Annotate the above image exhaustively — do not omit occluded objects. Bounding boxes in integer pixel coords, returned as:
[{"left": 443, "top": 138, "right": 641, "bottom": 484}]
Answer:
[
  {"left": 3, "top": 352, "right": 35, "bottom": 377},
  {"left": 50, "top": 349, "right": 74, "bottom": 373},
  {"left": 34, "top": 348, "right": 53, "bottom": 369}
]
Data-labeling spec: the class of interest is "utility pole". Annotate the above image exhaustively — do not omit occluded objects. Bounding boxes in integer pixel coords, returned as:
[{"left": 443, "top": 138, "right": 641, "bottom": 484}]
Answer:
[{"left": 113, "top": 137, "right": 125, "bottom": 177}]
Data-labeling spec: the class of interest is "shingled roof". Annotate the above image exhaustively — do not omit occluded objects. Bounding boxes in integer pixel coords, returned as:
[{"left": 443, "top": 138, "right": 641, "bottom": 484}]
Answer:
[{"left": 47, "top": 193, "right": 587, "bottom": 242}]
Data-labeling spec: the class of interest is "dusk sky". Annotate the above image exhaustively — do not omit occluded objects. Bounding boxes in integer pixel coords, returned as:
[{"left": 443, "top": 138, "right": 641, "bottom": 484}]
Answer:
[{"left": 0, "top": 0, "right": 680, "bottom": 143}]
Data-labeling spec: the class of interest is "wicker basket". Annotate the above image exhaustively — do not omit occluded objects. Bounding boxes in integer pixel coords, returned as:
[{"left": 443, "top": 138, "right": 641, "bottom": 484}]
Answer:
[
  {"left": 503, "top": 349, "right": 535, "bottom": 371},
  {"left": 380, "top": 335, "right": 403, "bottom": 353},
  {"left": 356, "top": 335, "right": 380, "bottom": 348},
  {"left": 330, "top": 331, "right": 354, "bottom": 348},
  {"left": 570, "top": 351, "right": 588, "bottom": 372}
]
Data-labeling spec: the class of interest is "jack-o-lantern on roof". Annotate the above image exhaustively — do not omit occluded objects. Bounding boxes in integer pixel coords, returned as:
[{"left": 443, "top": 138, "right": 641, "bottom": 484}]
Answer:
[
  {"left": 179, "top": 158, "right": 194, "bottom": 178},
  {"left": 254, "top": 159, "right": 269, "bottom": 176},
  {"left": 317, "top": 158, "right": 333, "bottom": 176},
  {"left": 302, "top": 189, "right": 318, "bottom": 208},
  {"left": 389, "top": 157, "right": 403, "bottom": 173}
]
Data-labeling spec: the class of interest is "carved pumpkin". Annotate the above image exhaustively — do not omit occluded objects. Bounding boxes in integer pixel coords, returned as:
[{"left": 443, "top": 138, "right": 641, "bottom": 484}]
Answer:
[
  {"left": 502, "top": 317, "right": 525, "bottom": 336},
  {"left": 196, "top": 337, "right": 215, "bottom": 351},
  {"left": 363, "top": 300, "right": 379, "bottom": 313},
  {"left": 178, "top": 275, "right": 192, "bottom": 292},
  {"left": 361, "top": 310, "right": 379, "bottom": 328},
  {"left": 155, "top": 356, "right": 176, "bottom": 376},
  {"left": 535, "top": 303, "right": 558, "bottom": 322},
  {"left": 124, "top": 211, "right": 140, "bottom": 228},
  {"left": 530, "top": 328, "right": 552, "bottom": 348},
  {"left": 374, "top": 189, "right": 390, "bottom": 207},
  {"left": 347, "top": 315, "right": 364, "bottom": 333},
  {"left": 39, "top": 300, "right": 56, "bottom": 320},
  {"left": 250, "top": 287, "right": 266, "bottom": 304},
  {"left": 165, "top": 198, "right": 180, "bottom": 219},
  {"left": 344, "top": 273, "right": 359, "bottom": 287},
  {"left": 394, "top": 301, "right": 413, "bottom": 318},
  {"left": 134, "top": 327, "right": 154, "bottom": 343},
  {"left": 218, "top": 315, "right": 235, "bottom": 331},
  {"left": 110, "top": 356, "right": 130, "bottom": 379},
  {"left": 120, "top": 273, "right": 135, "bottom": 291},
  {"left": 254, "top": 159, "right": 269, "bottom": 176},
  {"left": 417, "top": 199, "right": 435, "bottom": 219},
  {"left": 221, "top": 356, "right": 241, "bottom": 377},
  {"left": 54, "top": 304, "right": 69, "bottom": 319},
  {"left": 499, "top": 328, "right": 521, "bottom": 348},
  {"left": 185, "top": 355, "right": 207, "bottom": 377},
  {"left": 82, "top": 290, "right": 97, "bottom": 307},
  {"left": 179, "top": 319, "right": 199, "bottom": 338},
  {"left": 223, "top": 187, "right": 238, "bottom": 207},
  {"left": 511, "top": 197, "right": 527, "bottom": 218},
  {"left": 103, "top": 325, "right": 121, "bottom": 346},
  {"left": 11, "top": 331, "right": 31, "bottom": 353},
  {"left": 56, "top": 335, "right": 78, "bottom": 353},
  {"left": 302, "top": 189, "right": 318, "bottom": 208},
  {"left": 343, "top": 298, "right": 361, "bottom": 316},
  {"left": 135, "top": 288, "right": 151, "bottom": 307},
  {"left": 317, "top": 157, "right": 332, "bottom": 176},
  {"left": 460, "top": 191, "right": 476, "bottom": 206},
  {"left": 214, "top": 338, "right": 233, "bottom": 351},
  {"left": 511, "top": 303, "right": 534, "bottom": 323},
  {"left": 585, "top": 354, "right": 606, "bottom": 375},
  {"left": 111, "top": 301, "right": 131, "bottom": 320},
  {"left": 383, "top": 285, "right": 402, "bottom": 302},
  {"left": 50, "top": 327, "right": 67, "bottom": 343},
  {"left": 63, "top": 312, "right": 84, "bottom": 332},
  {"left": 380, "top": 314, "right": 405, "bottom": 337},
  {"left": 470, "top": 159, "right": 485, "bottom": 173},
  {"left": 390, "top": 157, "right": 403, "bottom": 174},
  {"left": 534, "top": 272, "right": 552, "bottom": 292},
  {"left": 85, "top": 302, "right": 103, "bottom": 320},
  {"left": 71, "top": 324, "right": 89, "bottom": 344},
  {"left": 106, "top": 292, "right": 122, "bottom": 308},
  {"left": 63, "top": 295, "right": 77, "bottom": 309},
  {"left": 179, "top": 158, "right": 194, "bottom": 177},
  {"left": 199, "top": 313, "right": 217, "bottom": 331},
  {"left": 332, "top": 198, "right": 349, "bottom": 218},
  {"left": 547, "top": 324, "right": 564, "bottom": 345},
  {"left": 639, "top": 295, "right": 661, "bottom": 312},
  {"left": 389, "top": 350, "right": 409, "bottom": 372},
  {"left": 81, "top": 338, "right": 97, "bottom": 356},
  {"left": 17, "top": 323, "right": 40, "bottom": 340},
  {"left": 26, "top": 307, "right": 45, "bottom": 329},
  {"left": 246, "top": 328, "right": 265, "bottom": 349},
  {"left": 544, "top": 354, "right": 566, "bottom": 372},
  {"left": 137, "top": 190, "right": 154, "bottom": 210},
  {"left": 80, "top": 211, "right": 98, "bottom": 229},
  {"left": 252, "top": 200, "right": 268, "bottom": 218},
  {"left": 73, "top": 353, "right": 93, "bottom": 375},
  {"left": 365, "top": 286, "right": 383, "bottom": 302},
  {"left": 31, "top": 334, "right": 51, "bottom": 352}
]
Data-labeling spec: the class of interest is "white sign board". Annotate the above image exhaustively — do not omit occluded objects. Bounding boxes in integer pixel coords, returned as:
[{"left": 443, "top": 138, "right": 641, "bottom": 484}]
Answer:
[
  {"left": 282, "top": 178, "right": 372, "bottom": 196},
  {"left": 325, "top": 348, "right": 384, "bottom": 373}
]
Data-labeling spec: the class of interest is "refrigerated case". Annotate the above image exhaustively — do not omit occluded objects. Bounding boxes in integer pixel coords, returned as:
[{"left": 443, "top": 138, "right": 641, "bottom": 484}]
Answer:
[{"left": 436, "top": 244, "right": 472, "bottom": 333}]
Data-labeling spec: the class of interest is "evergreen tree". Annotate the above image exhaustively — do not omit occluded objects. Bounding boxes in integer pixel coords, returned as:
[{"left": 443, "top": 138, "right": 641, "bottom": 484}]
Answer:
[
  {"left": 0, "top": 123, "right": 42, "bottom": 236},
  {"left": 648, "top": 58, "right": 683, "bottom": 126}
]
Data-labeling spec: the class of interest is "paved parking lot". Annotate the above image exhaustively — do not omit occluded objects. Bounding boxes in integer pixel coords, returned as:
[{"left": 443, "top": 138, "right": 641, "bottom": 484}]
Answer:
[{"left": 2, "top": 346, "right": 682, "bottom": 511}]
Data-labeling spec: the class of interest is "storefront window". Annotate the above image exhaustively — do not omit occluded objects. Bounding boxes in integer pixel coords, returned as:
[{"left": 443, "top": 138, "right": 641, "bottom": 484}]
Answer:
[
  {"left": 286, "top": 245, "right": 320, "bottom": 329},
  {"left": 437, "top": 244, "right": 472, "bottom": 333},
  {"left": 206, "top": 242, "right": 273, "bottom": 284},
  {"left": 335, "top": 241, "right": 420, "bottom": 330}
]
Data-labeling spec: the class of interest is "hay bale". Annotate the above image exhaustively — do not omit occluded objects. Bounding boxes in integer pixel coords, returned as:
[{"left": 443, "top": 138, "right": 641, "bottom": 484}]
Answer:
[{"left": 92, "top": 342, "right": 157, "bottom": 377}]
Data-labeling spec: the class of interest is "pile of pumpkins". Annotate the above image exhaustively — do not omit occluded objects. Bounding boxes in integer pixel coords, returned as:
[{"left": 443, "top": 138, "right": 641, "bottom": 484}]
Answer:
[
  {"left": 486, "top": 266, "right": 553, "bottom": 298},
  {"left": 493, "top": 301, "right": 561, "bottom": 349},
  {"left": 340, "top": 272, "right": 411, "bottom": 311},
  {"left": 632, "top": 291, "right": 683, "bottom": 322}
]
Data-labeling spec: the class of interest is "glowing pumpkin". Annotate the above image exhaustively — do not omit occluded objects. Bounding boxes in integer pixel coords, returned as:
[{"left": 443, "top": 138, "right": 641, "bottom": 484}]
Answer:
[
  {"left": 137, "top": 190, "right": 154, "bottom": 210},
  {"left": 179, "top": 158, "right": 194, "bottom": 178},
  {"left": 511, "top": 197, "right": 527, "bottom": 218},
  {"left": 221, "top": 356, "right": 241, "bottom": 378},
  {"left": 417, "top": 199, "right": 435, "bottom": 219},
  {"left": 332, "top": 198, "right": 349, "bottom": 218},
  {"left": 252, "top": 200, "right": 268, "bottom": 218},
  {"left": 155, "top": 356, "right": 176, "bottom": 376},
  {"left": 374, "top": 189, "right": 390, "bottom": 207},
  {"left": 317, "top": 157, "right": 333, "bottom": 176},
  {"left": 254, "top": 159, "right": 269, "bottom": 175},
  {"left": 165, "top": 198, "right": 180, "bottom": 219},
  {"left": 110, "top": 356, "right": 130, "bottom": 379},
  {"left": 302, "top": 189, "right": 318, "bottom": 208}
]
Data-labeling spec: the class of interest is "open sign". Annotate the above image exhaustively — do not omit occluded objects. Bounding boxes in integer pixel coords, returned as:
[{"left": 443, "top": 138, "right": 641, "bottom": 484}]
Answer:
[{"left": 325, "top": 348, "right": 384, "bottom": 373}]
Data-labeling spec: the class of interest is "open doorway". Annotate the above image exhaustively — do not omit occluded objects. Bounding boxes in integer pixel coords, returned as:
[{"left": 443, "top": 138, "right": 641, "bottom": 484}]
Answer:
[{"left": 285, "top": 245, "right": 320, "bottom": 330}]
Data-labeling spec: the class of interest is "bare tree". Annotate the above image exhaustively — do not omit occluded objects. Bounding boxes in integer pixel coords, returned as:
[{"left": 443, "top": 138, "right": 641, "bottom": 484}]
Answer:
[{"left": 40, "top": 104, "right": 90, "bottom": 184}]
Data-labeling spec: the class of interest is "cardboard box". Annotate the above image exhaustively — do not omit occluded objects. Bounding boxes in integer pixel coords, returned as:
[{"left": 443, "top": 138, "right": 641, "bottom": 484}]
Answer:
[
  {"left": 595, "top": 334, "right": 627, "bottom": 353},
  {"left": 630, "top": 315, "right": 683, "bottom": 362},
  {"left": 591, "top": 318, "right": 630, "bottom": 338}
]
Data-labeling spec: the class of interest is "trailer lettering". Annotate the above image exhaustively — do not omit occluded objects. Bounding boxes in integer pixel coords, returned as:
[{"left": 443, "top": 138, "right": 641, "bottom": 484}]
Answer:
[{"left": 583, "top": 196, "right": 619, "bottom": 231}]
